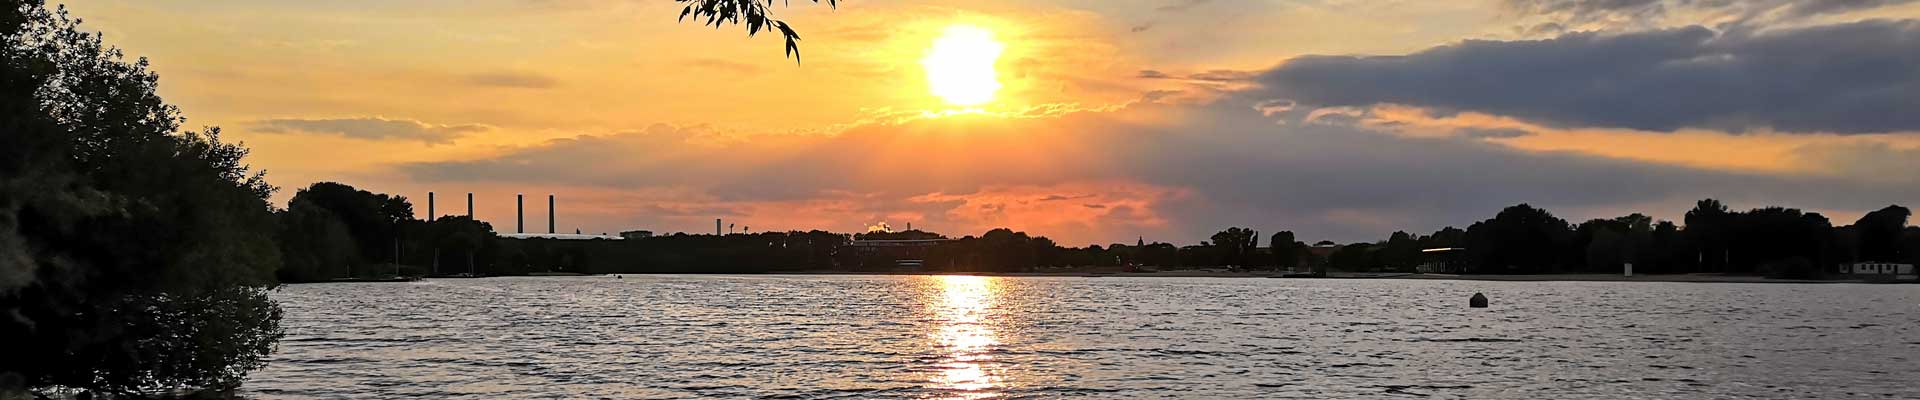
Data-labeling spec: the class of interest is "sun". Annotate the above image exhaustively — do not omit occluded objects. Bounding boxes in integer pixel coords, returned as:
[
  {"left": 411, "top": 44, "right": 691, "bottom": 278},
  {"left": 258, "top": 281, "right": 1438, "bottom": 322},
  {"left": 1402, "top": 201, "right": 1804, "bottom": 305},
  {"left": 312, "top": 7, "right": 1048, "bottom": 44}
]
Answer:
[{"left": 922, "top": 25, "right": 1004, "bottom": 107}]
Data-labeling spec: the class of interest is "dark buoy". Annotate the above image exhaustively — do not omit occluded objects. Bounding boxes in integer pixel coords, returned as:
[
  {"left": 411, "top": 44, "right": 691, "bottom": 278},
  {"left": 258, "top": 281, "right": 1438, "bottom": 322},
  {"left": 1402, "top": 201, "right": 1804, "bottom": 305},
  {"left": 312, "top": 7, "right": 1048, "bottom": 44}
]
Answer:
[{"left": 1470, "top": 292, "right": 1489, "bottom": 308}]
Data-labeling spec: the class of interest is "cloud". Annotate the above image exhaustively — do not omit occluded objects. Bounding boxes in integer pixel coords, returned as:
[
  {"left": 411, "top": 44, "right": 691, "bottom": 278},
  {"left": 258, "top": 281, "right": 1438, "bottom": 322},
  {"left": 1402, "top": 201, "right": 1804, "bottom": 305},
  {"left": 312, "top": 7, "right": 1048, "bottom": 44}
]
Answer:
[
  {"left": 396, "top": 92, "right": 1920, "bottom": 244},
  {"left": 1157, "top": 0, "right": 1212, "bottom": 13},
  {"left": 1503, "top": 0, "right": 1918, "bottom": 32},
  {"left": 253, "top": 117, "right": 491, "bottom": 145},
  {"left": 1255, "top": 19, "right": 1920, "bottom": 134},
  {"left": 464, "top": 71, "right": 559, "bottom": 89}
]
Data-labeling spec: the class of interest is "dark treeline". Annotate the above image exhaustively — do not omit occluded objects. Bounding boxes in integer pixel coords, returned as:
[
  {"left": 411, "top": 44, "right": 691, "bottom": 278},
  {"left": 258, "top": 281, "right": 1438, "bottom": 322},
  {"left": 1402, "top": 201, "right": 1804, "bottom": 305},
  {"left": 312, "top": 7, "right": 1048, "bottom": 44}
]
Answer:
[
  {"left": 274, "top": 182, "right": 498, "bottom": 281},
  {"left": 273, "top": 179, "right": 1920, "bottom": 279},
  {"left": 1270, "top": 201, "right": 1917, "bottom": 278},
  {"left": 276, "top": 180, "right": 1918, "bottom": 279}
]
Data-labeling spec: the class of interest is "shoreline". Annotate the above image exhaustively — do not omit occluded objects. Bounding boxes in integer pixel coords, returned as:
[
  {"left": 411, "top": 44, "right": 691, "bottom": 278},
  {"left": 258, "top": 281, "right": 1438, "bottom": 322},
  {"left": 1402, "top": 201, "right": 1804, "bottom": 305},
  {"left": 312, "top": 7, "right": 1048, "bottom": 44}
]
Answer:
[
  {"left": 615, "top": 270, "right": 1907, "bottom": 284},
  {"left": 290, "top": 270, "right": 1909, "bottom": 285}
]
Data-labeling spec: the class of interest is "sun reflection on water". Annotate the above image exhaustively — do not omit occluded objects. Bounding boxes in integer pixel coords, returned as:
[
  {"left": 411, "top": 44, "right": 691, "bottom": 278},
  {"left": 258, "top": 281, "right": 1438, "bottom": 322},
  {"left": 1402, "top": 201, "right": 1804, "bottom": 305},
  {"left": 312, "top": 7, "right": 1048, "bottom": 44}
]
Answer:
[{"left": 928, "top": 275, "right": 1001, "bottom": 399}]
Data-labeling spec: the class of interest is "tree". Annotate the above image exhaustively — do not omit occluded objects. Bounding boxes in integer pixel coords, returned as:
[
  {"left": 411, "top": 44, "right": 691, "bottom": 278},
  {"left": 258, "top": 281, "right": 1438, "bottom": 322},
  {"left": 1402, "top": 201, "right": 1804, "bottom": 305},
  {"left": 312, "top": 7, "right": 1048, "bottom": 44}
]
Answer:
[
  {"left": 275, "top": 202, "right": 357, "bottom": 282},
  {"left": 1464, "top": 204, "right": 1572, "bottom": 273},
  {"left": 1853, "top": 205, "right": 1910, "bottom": 262},
  {"left": 677, "top": 0, "right": 836, "bottom": 61},
  {"left": 1377, "top": 231, "right": 1422, "bottom": 272},
  {"left": 423, "top": 216, "right": 497, "bottom": 275},
  {"left": 1210, "top": 227, "right": 1257, "bottom": 267},
  {"left": 1902, "top": 227, "right": 1920, "bottom": 266},
  {"left": 1271, "top": 231, "right": 1303, "bottom": 271},
  {"left": 1, "top": 2, "right": 281, "bottom": 395},
  {"left": 284, "top": 182, "right": 413, "bottom": 275},
  {"left": 1685, "top": 199, "right": 1732, "bottom": 272}
]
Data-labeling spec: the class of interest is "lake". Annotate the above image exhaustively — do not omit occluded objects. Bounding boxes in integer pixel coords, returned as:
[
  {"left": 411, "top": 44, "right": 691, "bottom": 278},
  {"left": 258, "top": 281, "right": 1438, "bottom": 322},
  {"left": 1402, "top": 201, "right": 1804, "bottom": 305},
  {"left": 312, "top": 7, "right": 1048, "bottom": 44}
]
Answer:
[{"left": 246, "top": 275, "right": 1920, "bottom": 398}]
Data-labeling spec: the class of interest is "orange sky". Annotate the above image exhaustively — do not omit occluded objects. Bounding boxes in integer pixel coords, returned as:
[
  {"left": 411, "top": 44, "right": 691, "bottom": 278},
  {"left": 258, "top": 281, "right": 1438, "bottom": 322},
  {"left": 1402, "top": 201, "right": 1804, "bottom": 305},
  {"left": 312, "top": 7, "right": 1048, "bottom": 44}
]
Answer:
[{"left": 56, "top": 0, "right": 1920, "bottom": 244}]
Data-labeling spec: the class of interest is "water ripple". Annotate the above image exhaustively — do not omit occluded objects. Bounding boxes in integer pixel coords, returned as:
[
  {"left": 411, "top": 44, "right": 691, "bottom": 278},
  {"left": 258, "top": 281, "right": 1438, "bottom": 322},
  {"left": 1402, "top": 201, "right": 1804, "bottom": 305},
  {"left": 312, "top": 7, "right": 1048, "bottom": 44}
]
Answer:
[{"left": 244, "top": 276, "right": 1920, "bottom": 399}]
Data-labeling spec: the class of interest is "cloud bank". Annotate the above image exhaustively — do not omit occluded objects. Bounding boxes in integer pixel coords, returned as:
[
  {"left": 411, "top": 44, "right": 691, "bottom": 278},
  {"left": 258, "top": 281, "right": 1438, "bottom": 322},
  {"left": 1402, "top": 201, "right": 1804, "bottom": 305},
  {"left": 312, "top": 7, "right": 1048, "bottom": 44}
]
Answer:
[
  {"left": 1256, "top": 19, "right": 1920, "bottom": 134},
  {"left": 254, "top": 117, "right": 492, "bottom": 145}
]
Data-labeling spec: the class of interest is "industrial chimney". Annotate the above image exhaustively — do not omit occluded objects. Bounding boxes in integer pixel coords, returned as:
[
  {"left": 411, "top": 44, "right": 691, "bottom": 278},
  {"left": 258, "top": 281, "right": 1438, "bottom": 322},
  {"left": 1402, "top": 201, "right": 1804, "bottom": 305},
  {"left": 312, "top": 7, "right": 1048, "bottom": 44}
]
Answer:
[
  {"left": 715, "top": 218, "right": 722, "bottom": 236},
  {"left": 427, "top": 192, "right": 436, "bottom": 222},
  {"left": 548, "top": 194, "right": 556, "bottom": 234},
  {"left": 516, "top": 194, "right": 524, "bottom": 234},
  {"left": 466, "top": 193, "right": 474, "bottom": 218}
]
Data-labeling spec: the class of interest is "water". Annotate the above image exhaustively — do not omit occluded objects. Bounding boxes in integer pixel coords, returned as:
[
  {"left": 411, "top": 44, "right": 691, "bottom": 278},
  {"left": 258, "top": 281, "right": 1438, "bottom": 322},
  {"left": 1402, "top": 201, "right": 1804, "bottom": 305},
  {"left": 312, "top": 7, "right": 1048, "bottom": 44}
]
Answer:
[{"left": 246, "top": 275, "right": 1920, "bottom": 399}]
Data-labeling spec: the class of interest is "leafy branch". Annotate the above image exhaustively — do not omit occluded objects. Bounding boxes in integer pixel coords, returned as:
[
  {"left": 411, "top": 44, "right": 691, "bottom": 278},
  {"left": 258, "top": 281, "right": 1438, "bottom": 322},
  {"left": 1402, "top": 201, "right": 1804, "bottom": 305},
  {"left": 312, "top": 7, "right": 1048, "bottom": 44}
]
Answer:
[{"left": 676, "top": 0, "right": 837, "bottom": 63}]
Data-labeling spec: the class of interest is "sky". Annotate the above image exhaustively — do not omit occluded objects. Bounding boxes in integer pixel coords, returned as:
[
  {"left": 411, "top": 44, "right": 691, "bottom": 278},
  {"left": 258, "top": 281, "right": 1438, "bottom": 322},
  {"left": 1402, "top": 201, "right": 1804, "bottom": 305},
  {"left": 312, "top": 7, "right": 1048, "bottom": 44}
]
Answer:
[{"left": 57, "top": 0, "right": 1920, "bottom": 245}]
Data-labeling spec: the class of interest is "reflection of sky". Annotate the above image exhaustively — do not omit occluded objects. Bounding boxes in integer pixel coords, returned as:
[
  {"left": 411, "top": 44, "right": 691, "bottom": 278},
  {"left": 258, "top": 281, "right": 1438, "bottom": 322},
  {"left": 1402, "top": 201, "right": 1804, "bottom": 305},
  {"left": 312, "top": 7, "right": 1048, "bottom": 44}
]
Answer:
[{"left": 930, "top": 275, "right": 1000, "bottom": 399}]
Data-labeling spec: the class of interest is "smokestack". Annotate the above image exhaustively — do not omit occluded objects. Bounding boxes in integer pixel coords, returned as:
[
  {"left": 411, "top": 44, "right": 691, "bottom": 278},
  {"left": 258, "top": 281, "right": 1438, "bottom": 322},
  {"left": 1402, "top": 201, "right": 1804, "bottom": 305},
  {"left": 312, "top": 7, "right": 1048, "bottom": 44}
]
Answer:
[
  {"left": 516, "top": 194, "right": 524, "bottom": 234},
  {"left": 428, "top": 192, "right": 435, "bottom": 222},
  {"left": 548, "top": 194, "right": 556, "bottom": 234},
  {"left": 466, "top": 192, "right": 473, "bottom": 218},
  {"left": 716, "top": 219, "right": 722, "bottom": 236}
]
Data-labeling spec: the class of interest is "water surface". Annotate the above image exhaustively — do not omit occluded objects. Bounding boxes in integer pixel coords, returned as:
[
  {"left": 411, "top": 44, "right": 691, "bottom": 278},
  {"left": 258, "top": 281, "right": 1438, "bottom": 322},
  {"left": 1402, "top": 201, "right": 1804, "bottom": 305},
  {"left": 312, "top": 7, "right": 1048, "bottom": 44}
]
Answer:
[{"left": 247, "top": 275, "right": 1920, "bottom": 398}]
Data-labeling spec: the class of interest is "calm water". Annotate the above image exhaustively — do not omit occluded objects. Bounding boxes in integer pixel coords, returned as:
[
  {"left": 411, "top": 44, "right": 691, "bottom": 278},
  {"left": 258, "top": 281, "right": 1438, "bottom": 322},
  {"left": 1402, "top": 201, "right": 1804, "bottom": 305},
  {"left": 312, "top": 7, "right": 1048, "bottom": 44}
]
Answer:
[{"left": 246, "top": 275, "right": 1920, "bottom": 399}]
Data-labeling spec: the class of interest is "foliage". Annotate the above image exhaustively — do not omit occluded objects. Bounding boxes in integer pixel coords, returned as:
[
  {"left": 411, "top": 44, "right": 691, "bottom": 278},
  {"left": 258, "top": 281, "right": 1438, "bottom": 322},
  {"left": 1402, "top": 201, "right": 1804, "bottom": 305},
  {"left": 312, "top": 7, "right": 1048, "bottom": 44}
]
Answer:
[
  {"left": 1853, "top": 205, "right": 1910, "bottom": 262},
  {"left": 1464, "top": 204, "right": 1572, "bottom": 273},
  {"left": 854, "top": 229, "right": 944, "bottom": 241},
  {"left": 676, "top": 0, "right": 836, "bottom": 61},
  {"left": 1270, "top": 231, "right": 1304, "bottom": 271},
  {"left": 0, "top": 1, "right": 281, "bottom": 395},
  {"left": 1209, "top": 227, "right": 1257, "bottom": 266}
]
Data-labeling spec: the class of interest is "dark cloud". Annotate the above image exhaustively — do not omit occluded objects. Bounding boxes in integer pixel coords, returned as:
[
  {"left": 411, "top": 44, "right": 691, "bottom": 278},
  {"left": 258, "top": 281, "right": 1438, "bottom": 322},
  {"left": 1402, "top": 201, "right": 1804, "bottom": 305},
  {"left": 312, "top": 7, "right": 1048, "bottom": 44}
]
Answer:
[
  {"left": 465, "top": 71, "right": 559, "bottom": 89},
  {"left": 253, "top": 117, "right": 490, "bottom": 144},
  {"left": 1157, "top": 0, "right": 1212, "bottom": 13},
  {"left": 1504, "top": 0, "right": 1917, "bottom": 29},
  {"left": 1041, "top": 194, "right": 1097, "bottom": 201},
  {"left": 1188, "top": 70, "right": 1255, "bottom": 82},
  {"left": 1255, "top": 19, "right": 1920, "bottom": 134},
  {"left": 1137, "top": 69, "right": 1256, "bottom": 82}
]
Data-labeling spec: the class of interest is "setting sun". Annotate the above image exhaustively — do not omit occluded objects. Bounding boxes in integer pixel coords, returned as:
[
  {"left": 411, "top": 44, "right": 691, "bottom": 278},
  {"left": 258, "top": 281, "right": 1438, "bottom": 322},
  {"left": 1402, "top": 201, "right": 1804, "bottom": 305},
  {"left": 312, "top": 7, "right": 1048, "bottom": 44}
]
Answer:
[{"left": 922, "top": 25, "right": 1004, "bottom": 106}]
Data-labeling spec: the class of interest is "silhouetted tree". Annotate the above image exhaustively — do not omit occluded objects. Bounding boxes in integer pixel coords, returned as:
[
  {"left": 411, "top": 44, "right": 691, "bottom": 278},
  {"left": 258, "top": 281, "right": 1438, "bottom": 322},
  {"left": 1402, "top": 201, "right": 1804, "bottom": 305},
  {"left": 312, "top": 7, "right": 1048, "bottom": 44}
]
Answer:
[
  {"left": 676, "top": 0, "right": 836, "bottom": 61},
  {"left": 275, "top": 202, "right": 357, "bottom": 282},
  {"left": 423, "top": 216, "right": 498, "bottom": 275},
  {"left": 1464, "top": 204, "right": 1573, "bottom": 273},
  {"left": 1376, "top": 231, "right": 1422, "bottom": 272},
  {"left": 0, "top": 2, "right": 281, "bottom": 394},
  {"left": 1271, "top": 231, "right": 1304, "bottom": 271},
  {"left": 1644, "top": 220, "right": 1691, "bottom": 274},
  {"left": 1328, "top": 243, "right": 1375, "bottom": 272},
  {"left": 1853, "top": 205, "right": 1910, "bottom": 262},
  {"left": 1902, "top": 227, "right": 1920, "bottom": 266},
  {"left": 1685, "top": 199, "right": 1733, "bottom": 272},
  {"left": 283, "top": 182, "right": 413, "bottom": 275},
  {"left": 1210, "top": 227, "right": 1256, "bottom": 266}
]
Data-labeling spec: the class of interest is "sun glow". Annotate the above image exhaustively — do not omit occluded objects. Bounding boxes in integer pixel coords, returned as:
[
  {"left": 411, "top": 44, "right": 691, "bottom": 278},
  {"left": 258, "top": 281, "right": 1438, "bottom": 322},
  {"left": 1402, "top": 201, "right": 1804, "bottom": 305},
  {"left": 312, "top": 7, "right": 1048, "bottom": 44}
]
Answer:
[{"left": 922, "top": 25, "right": 1004, "bottom": 107}]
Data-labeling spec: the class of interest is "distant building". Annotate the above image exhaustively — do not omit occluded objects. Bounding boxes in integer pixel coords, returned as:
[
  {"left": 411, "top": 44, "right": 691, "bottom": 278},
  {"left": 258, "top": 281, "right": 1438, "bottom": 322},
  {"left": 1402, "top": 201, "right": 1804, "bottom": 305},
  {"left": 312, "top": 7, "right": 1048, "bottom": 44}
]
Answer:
[
  {"left": 1835, "top": 262, "right": 1915, "bottom": 280},
  {"left": 841, "top": 239, "right": 952, "bottom": 271},
  {"left": 1417, "top": 248, "right": 1468, "bottom": 274},
  {"left": 620, "top": 230, "right": 654, "bottom": 239}
]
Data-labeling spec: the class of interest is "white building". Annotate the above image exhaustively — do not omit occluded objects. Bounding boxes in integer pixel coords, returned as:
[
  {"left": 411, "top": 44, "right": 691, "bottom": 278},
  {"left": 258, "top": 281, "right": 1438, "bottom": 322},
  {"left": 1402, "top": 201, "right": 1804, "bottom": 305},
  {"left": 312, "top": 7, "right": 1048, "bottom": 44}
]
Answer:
[{"left": 1835, "top": 262, "right": 1916, "bottom": 280}]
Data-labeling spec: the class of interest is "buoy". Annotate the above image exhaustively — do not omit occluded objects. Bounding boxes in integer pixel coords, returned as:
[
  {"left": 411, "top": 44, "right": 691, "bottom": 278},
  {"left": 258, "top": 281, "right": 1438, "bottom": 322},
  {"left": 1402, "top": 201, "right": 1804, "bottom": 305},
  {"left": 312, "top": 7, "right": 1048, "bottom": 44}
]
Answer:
[{"left": 1470, "top": 292, "right": 1489, "bottom": 308}]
